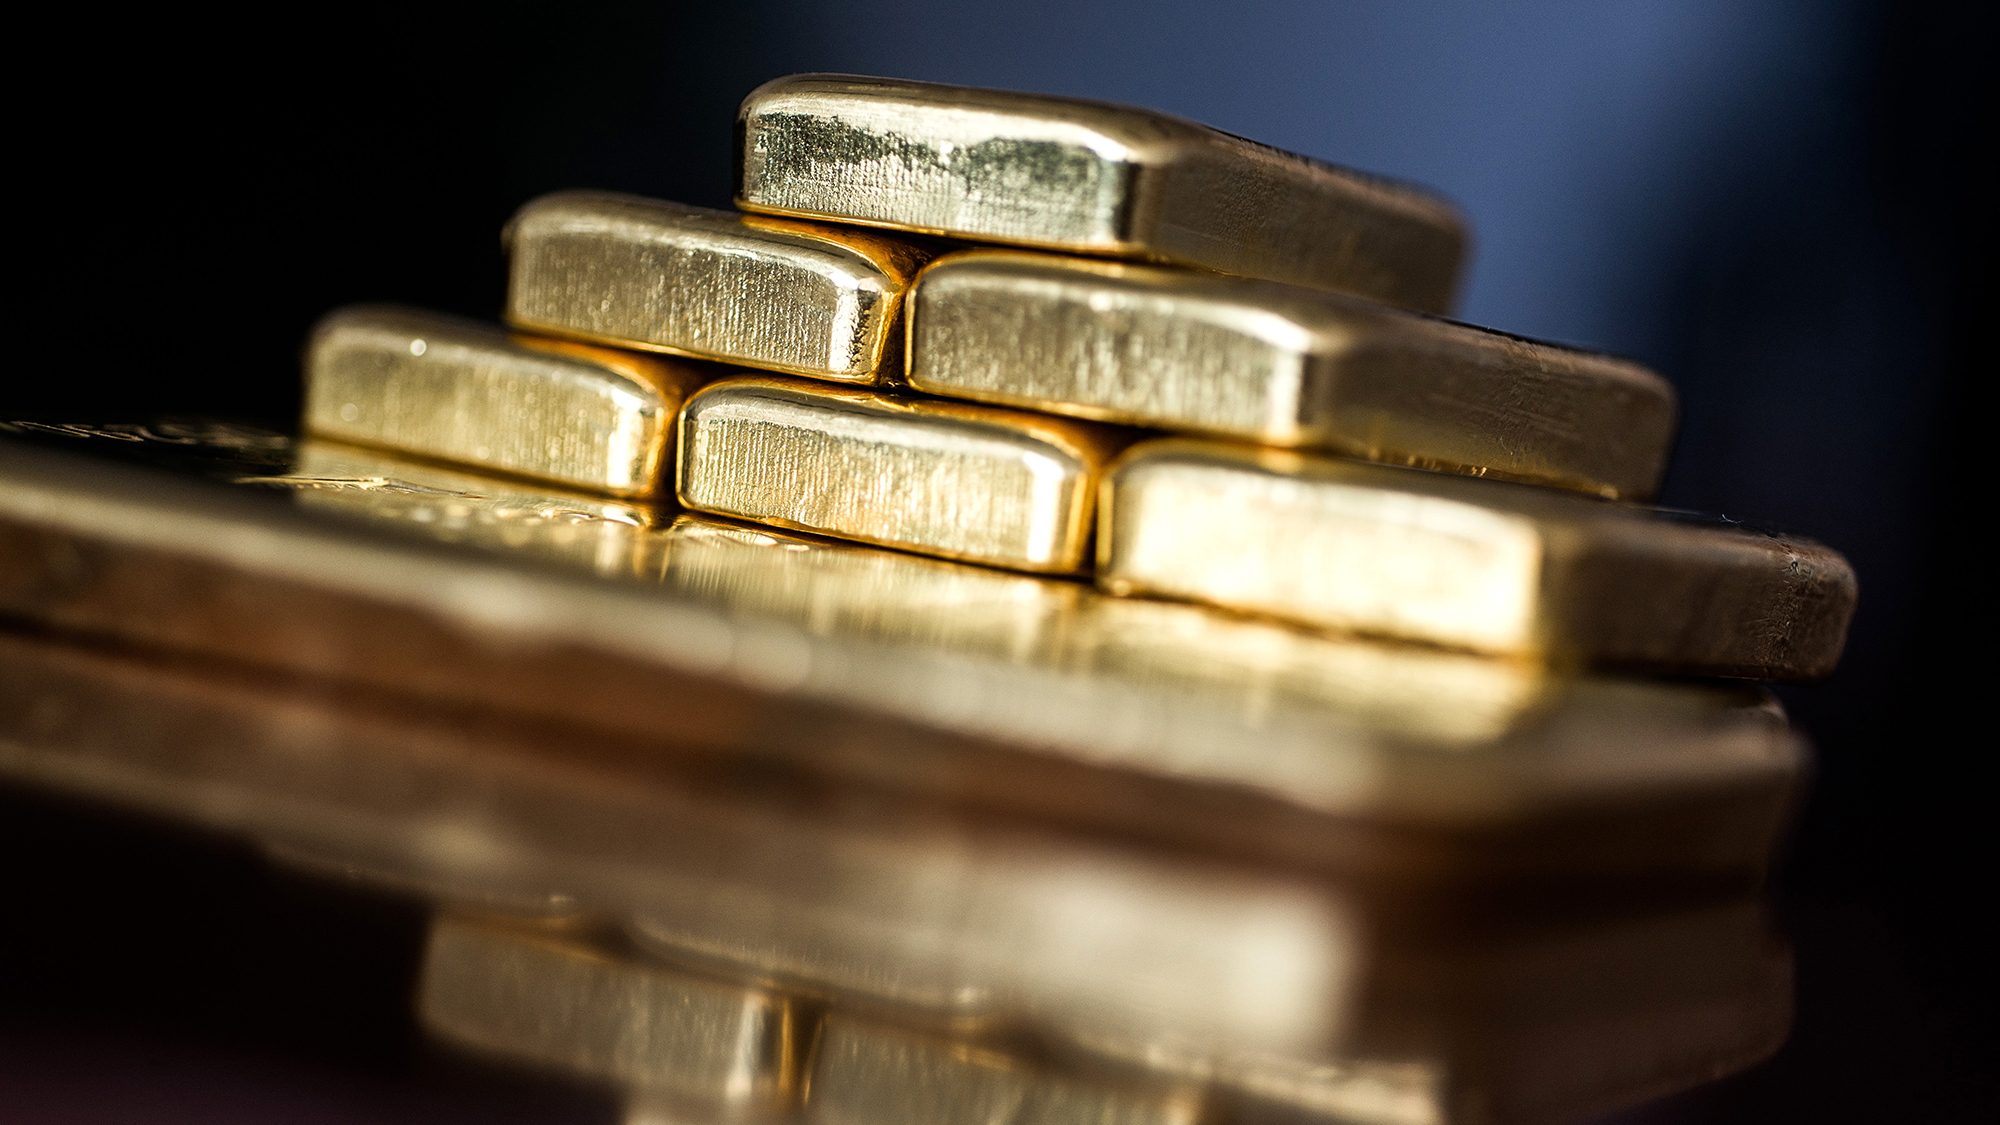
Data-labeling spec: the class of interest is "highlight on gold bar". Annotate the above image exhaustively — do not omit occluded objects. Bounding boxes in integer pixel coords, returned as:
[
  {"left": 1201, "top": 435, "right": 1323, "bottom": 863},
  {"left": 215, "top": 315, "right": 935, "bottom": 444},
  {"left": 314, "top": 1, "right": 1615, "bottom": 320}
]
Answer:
[
  {"left": 505, "top": 191, "right": 927, "bottom": 382},
  {"left": 677, "top": 376, "right": 1118, "bottom": 574},
  {"left": 304, "top": 306, "right": 701, "bottom": 497},
  {"left": 737, "top": 74, "right": 1467, "bottom": 313},
  {"left": 805, "top": 1015, "right": 1204, "bottom": 1125},
  {"left": 908, "top": 250, "right": 1676, "bottom": 500},
  {"left": 243, "top": 440, "right": 671, "bottom": 578},
  {"left": 1099, "top": 440, "right": 1857, "bottom": 680},
  {"left": 419, "top": 912, "right": 798, "bottom": 1113}
]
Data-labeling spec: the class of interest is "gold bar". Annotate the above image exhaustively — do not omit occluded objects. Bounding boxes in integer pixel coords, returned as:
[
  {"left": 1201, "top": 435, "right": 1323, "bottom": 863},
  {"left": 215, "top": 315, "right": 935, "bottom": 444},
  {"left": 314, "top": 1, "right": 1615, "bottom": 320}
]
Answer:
[
  {"left": 505, "top": 191, "right": 927, "bottom": 382},
  {"left": 737, "top": 74, "right": 1467, "bottom": 313},
  {"left": 304, "top": 306, "right": 701, "bottom": 497},
  {"left": 1100, "top": 440, "right": 1856, "bottom": 679},
  {"left": 247, "top": 439, "right": 671, "bottom": 577},
  {"left": 678, "top": 377, "right": 1117, "bottom": 573},
  {"left": 661, "top": 515, "right": 1082, "bottom": 663},
  {"left": 908, "top": 250, "right": 1676, "bottom": 500},
  {"left": 805, "top": 1015, "right": 1204, "bottom": 1125},
  {"left": 3, "top": 438, "right": 1806, "bottom": 891},
  {"left": 418, "top": 913, "right": 798, "bottom": 1112}
]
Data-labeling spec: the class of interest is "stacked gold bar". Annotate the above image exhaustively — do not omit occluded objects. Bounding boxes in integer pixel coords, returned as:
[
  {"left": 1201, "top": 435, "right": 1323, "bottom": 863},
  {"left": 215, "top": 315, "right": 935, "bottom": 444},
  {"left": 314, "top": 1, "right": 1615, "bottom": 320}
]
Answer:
[
  {"left": 276, "top": 70, "right": 1860, "bottom": 1121},
  {"left": 301, "top": 73, "right": 1852, "bottom": 678}
]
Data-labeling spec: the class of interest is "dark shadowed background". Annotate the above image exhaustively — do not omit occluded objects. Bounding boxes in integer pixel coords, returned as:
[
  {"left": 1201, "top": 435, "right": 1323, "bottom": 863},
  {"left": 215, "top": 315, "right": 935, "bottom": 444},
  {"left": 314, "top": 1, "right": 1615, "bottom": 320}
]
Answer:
[{"left": 6, "top": 1, "right": 1989, "bottom": 1120}]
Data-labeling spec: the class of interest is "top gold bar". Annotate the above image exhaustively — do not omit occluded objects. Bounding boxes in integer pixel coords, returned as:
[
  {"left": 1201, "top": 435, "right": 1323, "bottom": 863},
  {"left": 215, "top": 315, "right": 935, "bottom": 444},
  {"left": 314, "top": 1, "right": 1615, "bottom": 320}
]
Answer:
[{"left": 736, "top": 74, "right": 1469, "bottom": 313}]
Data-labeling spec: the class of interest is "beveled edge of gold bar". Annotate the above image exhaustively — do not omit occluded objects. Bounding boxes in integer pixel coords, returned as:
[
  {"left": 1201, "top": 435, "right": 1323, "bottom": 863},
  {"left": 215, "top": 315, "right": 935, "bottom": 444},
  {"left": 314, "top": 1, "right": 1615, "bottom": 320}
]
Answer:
[
  {"left": 907, "top": 249, "right": 1676, "bottom": 499},
  {"left": 735, "top": 73, "right": 1467, "bottom": 312},
  {"left": 677, "top": 375, "right": 1120, "bottom": 574},
  {"left": 304, "top": 305, "right": 703, "bottom": 498},
  {"left": 503, "top": 190, "right": 927, "bottom": 382},
  {"left": 1097, "top": 438, "right": 1857, "bottom": 679}
]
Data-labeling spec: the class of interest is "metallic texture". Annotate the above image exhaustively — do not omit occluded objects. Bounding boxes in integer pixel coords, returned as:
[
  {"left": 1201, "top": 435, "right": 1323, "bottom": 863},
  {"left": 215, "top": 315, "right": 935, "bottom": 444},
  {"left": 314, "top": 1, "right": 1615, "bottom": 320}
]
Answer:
[
  {"left": 305, "top": 306, "right": 701, "bottom": 497},
  {"left": 419, "top": 913, "right": 797, "bottom": 1110},
  {"left": 0, "top": 436, "right": 1804, "bottom": 888},
  {"left": 805, "top": 1016, "right": 1203, "bottom": 1125},
  {"left": 678, "top": 376, "right": 1117, "bottom": 573},
  {"left": 251, "top": 439, "right": 671, "bottom": 576},
  {"left": 907, "top": 250, "right": 1677, "bottom": 500},
  {"left": 505, "top": 191, "right": 927, "bottom": 382},
  {"left": 1100, "top": 440, "right": 1857, "bottom": 680},
  {"left": 0, "top": 631, "right": 1792, "bottom": 1123},
  {"left": 737, "top": 74, "right": 1467, "bottom": 313}
]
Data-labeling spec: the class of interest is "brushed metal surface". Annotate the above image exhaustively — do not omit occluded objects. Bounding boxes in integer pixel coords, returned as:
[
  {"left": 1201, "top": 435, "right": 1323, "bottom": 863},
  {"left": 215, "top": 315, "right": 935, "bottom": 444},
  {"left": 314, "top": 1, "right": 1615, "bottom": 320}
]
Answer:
[
  {"left": 737, "top": 74, "right": 1467, "bottom": 313},
  {"left": 506, "top": 191, "right": 928, "bottom": 382},
  {"left": 304, "top": 306, "right": 703, "bottom": 497},
  {"left": 678, "top": 376, "right": 1119, "bottom": 573},
  {"left": 908, "top": 250, "right": 1676, "bottom": 500},
  {"left": 1100, "top": 440, "right": 1857, "bottom": 679}
]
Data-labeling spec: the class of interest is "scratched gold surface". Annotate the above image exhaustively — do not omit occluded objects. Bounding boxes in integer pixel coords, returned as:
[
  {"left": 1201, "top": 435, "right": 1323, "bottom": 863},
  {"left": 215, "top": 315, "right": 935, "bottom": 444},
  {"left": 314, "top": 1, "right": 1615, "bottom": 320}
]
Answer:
[
  {"left": 506, "top": 191, "right": 927, "bottom": 382},
  {"left": 304, "top": 306, "right": 701, "bottom": 497},
  {"left": 737, "top": 74, "right": 1467, "bottom": 313},
  {"left": 678, "top": 376, "right": 1118, "bottom": 573},
  {"left": 1100, "top": 439, "right": 1857, "bottom": 679},
  {"left": 908, "top": 250, "right": 1676, "bottom": 500},
  {"left": 420, "top": 913, "right": 798, "bottom": 1112}
]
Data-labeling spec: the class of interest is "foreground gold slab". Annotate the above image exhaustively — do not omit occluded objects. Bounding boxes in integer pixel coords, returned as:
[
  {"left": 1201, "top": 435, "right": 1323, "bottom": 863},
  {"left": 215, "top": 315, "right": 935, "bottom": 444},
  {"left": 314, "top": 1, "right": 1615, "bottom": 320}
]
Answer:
[
  {"left": 0, "top": 631, "right": 1794, "bottom": 1122},
  {"left": 907, "top": 251, "right": 1676, "bottom": 500},
  {"left": 305, "top": 307, "right": 700, "bottom": 497},
  {"left": 2, "top": 431, "right": 1805, "bottom": 891},
  {"left": 1100, "top": 440, "right": 1856, "bottom": 679},
  {"left": 737, "top": 74, "right": 1467, "bottom": 313},
  {"left": 678, "top": 377, "right": 1116, "bottom": 573},
  {"left": 505, "top": 191, "right": 927, "bottom": 382},
  {"left": 420, "top": 914, "right": 797, "bottom": 1113}
]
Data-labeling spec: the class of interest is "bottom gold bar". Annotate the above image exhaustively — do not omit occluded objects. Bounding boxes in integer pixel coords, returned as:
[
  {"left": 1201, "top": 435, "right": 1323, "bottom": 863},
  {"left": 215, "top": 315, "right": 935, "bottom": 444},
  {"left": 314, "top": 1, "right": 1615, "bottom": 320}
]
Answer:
[
  {"left": 1100, "top": 439, "right": 1855, "bottom": 679},
  {"left": 678, "top": 376, "right": 1118, "bottom": 573}
]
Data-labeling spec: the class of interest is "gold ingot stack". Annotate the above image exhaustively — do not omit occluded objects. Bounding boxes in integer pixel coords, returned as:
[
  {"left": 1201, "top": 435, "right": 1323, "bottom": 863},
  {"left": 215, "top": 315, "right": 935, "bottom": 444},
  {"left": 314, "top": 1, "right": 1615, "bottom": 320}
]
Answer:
[{"left": 279, "top": 71, "right": 1861, "bottom": 1122}]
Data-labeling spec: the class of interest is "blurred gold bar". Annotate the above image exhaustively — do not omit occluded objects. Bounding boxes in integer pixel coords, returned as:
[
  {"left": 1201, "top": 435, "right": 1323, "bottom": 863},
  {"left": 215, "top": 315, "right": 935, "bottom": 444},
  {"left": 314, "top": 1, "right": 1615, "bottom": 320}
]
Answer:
[
  {"left": 908, "top": 251, "right": 1676, "bottom": 500},
  {"left": 419, "top": 913, "right": 798, "bottom": 1113},
  {"left": 805, "top": 1015, "right": 1204, "bottom": 1125},
  {"left": 1100, "top": 440, "right": 1856, "bottom": 680},
  {"left": 678, "top": 377, "right": 1117, "bottom": 573},
  {"left": 505, "top": 191, "right": 927, "bottom": 382},
  {"left": 737, "top": 74, "right": 1467, "bottom": 313},
  {"left": 304, "top": 306, "right": 700, "bottom": 497},
  {"left": 247, "top": 439, "right": 671, "bottom": 576}
]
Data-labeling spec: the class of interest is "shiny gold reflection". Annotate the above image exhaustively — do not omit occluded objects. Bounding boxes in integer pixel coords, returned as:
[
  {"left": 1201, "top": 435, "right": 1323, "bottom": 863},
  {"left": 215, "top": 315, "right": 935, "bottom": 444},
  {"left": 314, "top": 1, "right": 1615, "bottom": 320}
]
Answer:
[
  {"left": 737, "top": 74, "right": 1467, "bottom": 313},
  {"left": 1100, "top": 440, "right": 1857, "bottom": 681},
  {"left": 242, "top": 438, "right": 1808, "bottom": 768},
  {"left": 659, "top": 516, "right": 1082, "bottom": 665},
  {"left": 304, "top": 306, "right": 702, "bottom": 497},
  {"left": 908, "top": 250, "right": 1676, "bottom": 500},
  {"left": 1074, "top": 902, "right": 1791, "bottom": 1125},
  {"left": 678, "top": 377, "right": 1118, "bottom": 573},
  {"left": 243, "top": 439, "right": 672, "bottom": 579},
  {"left": 0, "top": 626, "right": 1794, "bottom": 1124},
  {"left": 419, "top": 913, "right": 798, "bottom": 1112},
  {"left": 805, "top": 1016, "right": 1204, "bottom": 1125},
  {"left": 505, "top": 191, "right": 928, "bottom": 383}
]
